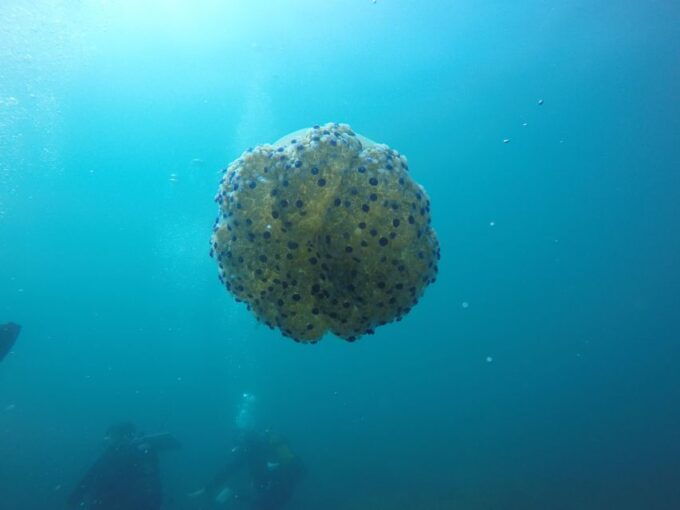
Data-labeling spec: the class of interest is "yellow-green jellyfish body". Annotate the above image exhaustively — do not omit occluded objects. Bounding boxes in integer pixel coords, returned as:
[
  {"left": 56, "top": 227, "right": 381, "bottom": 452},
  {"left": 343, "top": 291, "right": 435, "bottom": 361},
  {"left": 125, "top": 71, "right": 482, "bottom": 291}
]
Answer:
[{"left": 211, "top": 123, "right": 439, "bottom": 343}]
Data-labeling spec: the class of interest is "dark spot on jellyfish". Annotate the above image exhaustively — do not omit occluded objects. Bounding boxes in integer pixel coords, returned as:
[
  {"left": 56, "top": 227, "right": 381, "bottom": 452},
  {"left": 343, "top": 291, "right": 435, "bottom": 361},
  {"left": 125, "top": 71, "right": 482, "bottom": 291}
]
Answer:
[
  {"left": 259, "top": 255, "right": 267, "bottom": 263},
  {"left": 347, "top": 284, "right": 356, "bottom": 292},
  {"left": 311, "top": 167, "right": 319, "bottom": 175},
  {"left": 344, "top": 200, "right": 351, "bottom": 208},
  {"left": 233, "top": 183, "right": 239, "bottom": 191},
  {"left": 279, "top": 199, "right": 289, "bottom": 207},
  {"left": 369, "top": 193, "right": 378, "bottom": 201},
  {"left": 396, "top": 283, "right": 404, "bottom": 289},
  {"left": 342, "top": 302, "right": 350, "bottom": 309},
  {"left": 369, "top": 177, "right": 378, "bottom": 186},
  {"left": 345, "top": 246, "right": 353, "bottom": 253},
  {"left": 350, "top": 188, "right": 358, "bottom": 196},
  {"left": 330, "top": 139, "right": 337, "bottom": 146},
  {"left": 377, "top": 282, "right": 386, "bottom": 289},
  {"left": 325, "top": 235, "right": 331, "bottom": 244},
  {"left": 295, "top": 160, "right": 302, "bottom": 168},
  {"left": 311, "top": 284, "right": 320, "bottom": 294},
  {"left": 277, "top": 299, "right": 284, "bottom": 306},
  {"left": 246, "top": 218, "right": 253, "bottom": 226},
  {"left": 386, "top": 164, "right": 393, "bottom": 170},
  {"left": 370, "top": 228, "right": 378, "bottom": 237},
  {"left": 361, "top": 240, "right": 368, "bottom": 247},
  {"left": 398, "top": 265, "right": 405, "bottom": 272},
  {"left": 358, "top": 222, "right": 366, "bottom": 229},
  {"left": 362, "top": 204, "right": 370, "bottom": 212},
  {"left": 317, "top": 178, "right": 326, "bottom": 187},
  {"left": 408, "top": 215, "right": 415, "bottom": 224},
  {"left": 308, "top": 257, "right": 318, "bottom": 265},
  {"left": 347, "top": 336, "right": 356, "bottom": 342},
  {"left": 306, "top": 323, "right": 313, "bottom": 330},
  {"left": 238, "top": 256, "right": 244, "bottom": 263},
  {"left": 295, "top": 199, "right": 303, "bottom": 208},
  {"left": 334, "top": 198, "right": 341, "bottom": 206},
  {"left": 291, "top": 139, "right": 297, "bottom": 144},
  {"left": 286, "top": 253, "right": 293, "bottom": 260},
  {"left": 248, "top": 181, "right": 256, "bottom": 189},
  {"left": 263, "top": 231, "right": 271, "bottom": 239},
  {"left": 358, "top": 166, "right": 366, "bottom": 173},
  {"left": 272, "top": 211, "right": 280, "bottom": 219},
  {"left": 283, "top": 180, "right": 289, "bottom": 187},
  {"left": 271, "top": 189, "right": 278, "bottom": 197},
  {"left": 287, "top": 241, "right": 299, "bottom": 250},
  {"left": 389, "top": 232, "right": 397, "bottom": 239},
  {"left": 379, "top": 237, "right": 388, "bottom": 246}
]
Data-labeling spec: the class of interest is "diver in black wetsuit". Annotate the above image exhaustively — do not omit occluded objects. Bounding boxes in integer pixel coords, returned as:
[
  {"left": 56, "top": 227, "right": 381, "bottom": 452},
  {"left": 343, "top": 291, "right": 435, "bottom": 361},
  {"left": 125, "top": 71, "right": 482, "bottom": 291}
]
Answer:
[
  {"left": 191, "top": 394, "right": 305, "bottom": 510},
  {"left": 203, "top": 429, "right": 305, "bottom": 510},
  {"left": 68, "top": 422, "right": 179, "bottom": 510},
  {"left": 0, "top": 322, "right": 20, "bottom": 362}
]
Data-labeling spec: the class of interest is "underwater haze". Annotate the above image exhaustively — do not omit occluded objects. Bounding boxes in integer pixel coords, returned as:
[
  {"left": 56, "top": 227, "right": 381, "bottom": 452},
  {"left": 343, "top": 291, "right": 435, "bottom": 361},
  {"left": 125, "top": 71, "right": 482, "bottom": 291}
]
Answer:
[{"left": 1, "top": 0, "right": 679, "bottom": 508}]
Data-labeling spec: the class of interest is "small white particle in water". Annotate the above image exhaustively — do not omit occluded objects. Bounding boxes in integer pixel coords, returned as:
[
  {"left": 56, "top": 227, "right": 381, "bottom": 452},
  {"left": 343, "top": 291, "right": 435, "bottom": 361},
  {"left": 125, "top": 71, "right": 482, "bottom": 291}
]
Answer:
[
  {"left": 486, "top": 356, "right": 493, "bottom": 363},
  {"left": 522, "top": 122, "right": 528, "bottom": 127},
  {"left": 169, "top": 173, "right": 178, "bottom": 182},
  {"left": 503, "top": 138, "right": 510, "bottom": 144},
  {"left": 489, "top": 221, "right": 495, "bottom": 227},
  {"left": 538, "top": 99, "right": 544, "bottom": 105},
  {"left": 4, "top": 404, "right": 15, "bottom": 411},
  {"left": 54, "top": 485, "right": 62, "bottom": 491},
  {"left": 461, "top": 301, "right": 469, "bottom": 309},
  {"left": 177, "top": 377, "right": 182, "bottom": 382}
]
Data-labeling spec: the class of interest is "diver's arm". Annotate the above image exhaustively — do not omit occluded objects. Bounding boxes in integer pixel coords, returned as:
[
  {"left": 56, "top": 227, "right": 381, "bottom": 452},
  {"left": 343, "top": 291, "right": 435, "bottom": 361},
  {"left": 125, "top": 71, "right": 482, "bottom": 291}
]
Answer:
[
  {"left": 67, "top": 467, "right": 98, "bottom": 506},
  {"left": 204, "top": 446, "right": 246, "bottom": 496},
  {"left": 67, "top": 450, "right": 112, "bottom": 506}
]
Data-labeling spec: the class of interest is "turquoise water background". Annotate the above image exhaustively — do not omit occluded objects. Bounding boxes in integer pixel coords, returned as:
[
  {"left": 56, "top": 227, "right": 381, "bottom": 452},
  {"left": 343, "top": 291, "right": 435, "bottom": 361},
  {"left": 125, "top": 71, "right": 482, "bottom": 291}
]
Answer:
[{"left": 1, "top": 1, "right": 679, "bottom": 508}]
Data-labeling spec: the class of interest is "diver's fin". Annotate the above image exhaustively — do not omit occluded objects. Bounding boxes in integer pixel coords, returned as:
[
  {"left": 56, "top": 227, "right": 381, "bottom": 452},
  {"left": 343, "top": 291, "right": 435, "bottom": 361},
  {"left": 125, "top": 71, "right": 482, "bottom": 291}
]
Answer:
[{"left": 0, "top": 322, "right": 21, "bottom": 362}]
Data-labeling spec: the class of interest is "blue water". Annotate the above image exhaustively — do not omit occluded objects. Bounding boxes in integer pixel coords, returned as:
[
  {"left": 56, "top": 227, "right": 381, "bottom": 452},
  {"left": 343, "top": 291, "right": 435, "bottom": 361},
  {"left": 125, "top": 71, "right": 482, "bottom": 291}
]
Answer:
[{"left": 1, "top": 1, "right": 679, "bottom": 508}]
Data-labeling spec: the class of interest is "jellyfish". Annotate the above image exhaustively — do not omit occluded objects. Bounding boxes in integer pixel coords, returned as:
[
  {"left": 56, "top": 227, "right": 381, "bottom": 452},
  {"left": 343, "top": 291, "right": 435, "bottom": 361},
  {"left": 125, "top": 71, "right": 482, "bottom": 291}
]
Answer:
[{"left": 211, "top": 123, "right": 439, "bottom": 343}]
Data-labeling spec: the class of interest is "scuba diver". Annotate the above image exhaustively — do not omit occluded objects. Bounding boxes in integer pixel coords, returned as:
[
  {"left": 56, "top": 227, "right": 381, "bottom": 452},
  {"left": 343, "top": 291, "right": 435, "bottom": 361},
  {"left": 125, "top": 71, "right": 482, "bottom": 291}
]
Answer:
[
  {"left": 191, "top": 393, "right": 305, "bottom": 510},
  {"left": 0, "top": 322, "right": 21, "bottom": 362},
  {"left": 68, "top": 422, "right": 180, "bottom": 510}
]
